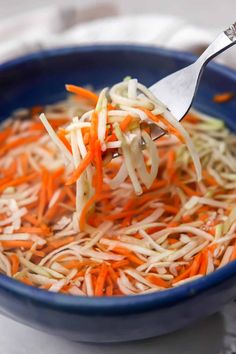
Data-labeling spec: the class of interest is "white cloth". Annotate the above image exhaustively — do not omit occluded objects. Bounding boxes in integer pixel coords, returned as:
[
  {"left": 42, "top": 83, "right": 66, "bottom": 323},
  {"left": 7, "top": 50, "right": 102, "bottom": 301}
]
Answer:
[{"left": 0, "top": 4, "right": 235, "bottom": 69}]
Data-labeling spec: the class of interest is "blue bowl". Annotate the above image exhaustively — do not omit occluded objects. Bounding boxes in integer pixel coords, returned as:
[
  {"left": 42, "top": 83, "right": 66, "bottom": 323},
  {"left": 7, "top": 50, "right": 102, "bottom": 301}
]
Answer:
[{"left": 0, "top": 45, "right": 236, "bottom": 343}]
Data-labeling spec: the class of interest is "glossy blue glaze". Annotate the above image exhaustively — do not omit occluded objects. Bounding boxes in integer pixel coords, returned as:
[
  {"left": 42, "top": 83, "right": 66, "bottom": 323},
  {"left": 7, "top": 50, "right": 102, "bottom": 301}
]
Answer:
[{"left": 0, "top": 45, "right": 236, "bottom": 343}]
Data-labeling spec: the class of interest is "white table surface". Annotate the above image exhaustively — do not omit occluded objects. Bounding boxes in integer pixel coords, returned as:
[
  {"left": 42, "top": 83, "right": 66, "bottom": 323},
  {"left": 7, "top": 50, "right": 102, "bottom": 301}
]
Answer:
[
  {"left": 0, "top": 302, "right": 235, "bottom": 354},
  {"left": 0, "top": 1, "right": 236, "bottom": 353}
]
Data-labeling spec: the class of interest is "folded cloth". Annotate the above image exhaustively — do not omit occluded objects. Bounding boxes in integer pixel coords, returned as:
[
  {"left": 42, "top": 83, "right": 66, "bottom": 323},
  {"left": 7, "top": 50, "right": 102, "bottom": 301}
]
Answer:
[{"left": 0, "top": 4, "right": 235, "bottom": 69}]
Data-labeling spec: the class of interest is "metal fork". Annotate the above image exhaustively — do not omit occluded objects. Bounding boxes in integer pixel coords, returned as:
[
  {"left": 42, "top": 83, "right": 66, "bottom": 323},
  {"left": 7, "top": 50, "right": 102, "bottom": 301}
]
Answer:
[
  {"left": 148, "top": 22, "right": 236, "bottom": 140},
  {"left": 110, "top": 22, "right": 236, "bottom": 159}
]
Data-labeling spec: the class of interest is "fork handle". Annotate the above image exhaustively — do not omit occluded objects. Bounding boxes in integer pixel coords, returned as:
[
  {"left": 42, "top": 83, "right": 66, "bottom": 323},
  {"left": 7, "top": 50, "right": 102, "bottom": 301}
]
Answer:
[{"left": 196, "top": 22, "right": 236, "bottom": 66}]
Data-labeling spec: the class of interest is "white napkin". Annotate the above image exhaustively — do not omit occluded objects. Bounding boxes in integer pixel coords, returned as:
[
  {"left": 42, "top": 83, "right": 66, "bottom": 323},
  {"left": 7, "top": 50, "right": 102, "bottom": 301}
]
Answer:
[{"left": 0, "top": 4, "right": 235, "bottom": 70}]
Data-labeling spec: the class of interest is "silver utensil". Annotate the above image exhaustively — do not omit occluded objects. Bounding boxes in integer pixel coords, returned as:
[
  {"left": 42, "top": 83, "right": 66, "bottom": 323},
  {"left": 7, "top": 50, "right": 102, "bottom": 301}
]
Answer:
[
  {"left": 110, "top": 22, "right": 236, "bottom": 160},
  {"left": 149, "top": 21, "right": 236, "bottom": 140}
]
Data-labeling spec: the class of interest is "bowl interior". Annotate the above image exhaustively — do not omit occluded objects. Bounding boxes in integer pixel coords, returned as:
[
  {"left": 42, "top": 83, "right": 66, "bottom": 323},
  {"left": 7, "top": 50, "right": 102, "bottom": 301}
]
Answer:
[
  {"left": 1, "top": 45, "right": 236, "bottom": 131},
  {"left": 0, "top": 45, "right": 236, "bottom": 312}
]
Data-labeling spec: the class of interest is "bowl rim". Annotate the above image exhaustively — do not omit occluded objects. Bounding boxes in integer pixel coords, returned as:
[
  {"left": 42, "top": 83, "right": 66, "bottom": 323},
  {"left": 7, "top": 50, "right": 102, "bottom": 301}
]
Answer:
[{"left": 0, "top": 44, "right": 236, "bottom": 314}]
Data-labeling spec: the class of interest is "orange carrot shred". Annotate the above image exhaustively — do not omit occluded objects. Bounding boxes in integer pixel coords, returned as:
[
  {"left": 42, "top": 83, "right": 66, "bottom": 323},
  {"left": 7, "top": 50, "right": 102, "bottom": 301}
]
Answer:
[
  {"left": 190, "top": 253, "right": 202, "bottom": 277},
  {"left": 213, "top": 92, "right": 234, "bottom": 103},
  {"left": 0, "top": 172, "right": 38, "bottom": 193},
  {"left": 146, "top": 275, "right": 169, "bottom": 288},
  {"left": 9, "top": 254, "right": 19, "bottom": 275},
  {"left": 172, "top": 267, "right": 191, "bottom": 284},
  {"left": 230, "top": 241, "right": 236, "bottom": 262},
  {"left": 166, "top": 150, "right": 175, "bottom": 181},
  {"left": 0, "top": 135, "right": 40, "bottom": 156},
  {"left": 21, "top": 277, "right": 33, "bottom": 286},
  {"left": 199, "top": 250, "right": 208, "bottom": 275},
  {"left": 66, "top": 150, "right": 93, "bottom": 185},
  {"left": 38, "top": 168, "right": 49, "bottom": 221},
  {"left": 119, "top": 115, "right": 133, "bottom": 132},
  {"left": 94, "top": 263, "right": 108, "bottom": 296},
  {"left": 66, "top": 84, "right": 98, "bottom": 104},
  {"left": 57, "top": 130, "right": 72, "bottom": 153},
  {"left": 138, "top": 107, "right": 185, "bottom": 143},
  {"left": 93, "top": 140, "right": 103, "bottom": 193},
  {"left": 112, "top": 260, "right": 129, "bottom": 269},
  {"left": 1, "top": 240, "right": 34, "bottom": 250}
]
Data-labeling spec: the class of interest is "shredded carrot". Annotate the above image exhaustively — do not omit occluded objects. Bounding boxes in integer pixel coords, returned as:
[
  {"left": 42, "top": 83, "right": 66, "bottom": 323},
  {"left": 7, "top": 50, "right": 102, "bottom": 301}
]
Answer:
[
  {"left": 33, "top": 250, "right": 46, "bottom": 258},
  {"left": 208, "top": 244, "right": 217, "bottom": 254},
  {"left": 213, "top": 92, "right": 234, "bottom": 103},
  {"left": 105, "top": 283, "right": 113, "bottom": 296},
  {"left": 106, "top": 133, "right": 117, "bottom": 143},
  {"left": 172, "top": 267, "right": 191, "bottom": 284},
  {"left": 0, "top": 135, "right": 40, "bottom": 156},
  {"left": 167, "top": 221, "right": 180, "bottom": 228},
  {"left": 2, "top": 160, "right": 17, "bottom": 177},
  {"left": 185, "top": 113, "right": 200, "bottom": 124},
  {"left": 163, "top": 205, "right": 179, "bottom": 214},
  {"left": 48, "top": 236, "right": 74, "bottom": 250},
  {"left": 66, "top": 84, "right": 98, "bottom": 104},
  {"left": 112, "top": 260, "right": 129, "bottom": 269},
  {"left": 166, "top": 150, "right": 175, "bottom": 181},
  {"left": 202, "top": 171, "right": 217, "bottom": 186},
  {"left": 38, "top": 168, "right": 49, "bottom": 221},
  {"left": 0, "top": 172, "right": 38, "bottom": 193},
  {"left": 190, "top": 253, "right": 202, "bottom": 277},
  {"left": 230, "top": 241, "right": 236, "bottom": 262},
  {"left": 94, "top": 263, "right": 108, "bottom": 296},
  {"left": 108, "top": 266, "right": 118, "bottom": 282},
  {"left": 46, "top": 173, "right": 54, "bottom": 201},
  {"left": 63, "top": 260, "right": 83, "bottom": 269},
  {"left": 90, "top": 111, "right": 98, "bottom": 141},
  {"left": 119, "top": 115, "right": 133, "bottom": 132},
  {"left": 21, "top": 277, "right": 33, "bottom": 286},
  {"left": 79, "top": 194, "right": 97, "bottom": 231},
  {"left": 105, "top": 210, "right": 140, "bottom": 221},
  {"left": 146, "top": 275, "right": 169, "bottom": 288},
  {"left": 138, "top": 107, "right": 185, "bottom": 143},
  {"left": 112, "top": 247, "right": 144, "bottom": 266},
  {"left": 41, "top": 283, "right": 52, "bottom": 290},
  {"left": 0, "top": 127, "right": 13, "bottom": 146},
  {"left": 22, "top": 214, "right": 40, "bottom": 226},
  {"left": 17, "top": 226, "right": 50, "bottom": 236},
  {"left": 113, "top": 288, "right": 124, "bottom": 296},
  {"left": 174, "top": 179, "right": 200, "bottom": 197},
  {"left": 64, "top": 260, "right": 96, "bottom": 270},
  {"left": 74, "top": 270, "right": 86, "bottom": 278},
  {"left": 1, "top": 241, "right": 34, "bottom": 250},
  {"left": 199, "top": 250, "right": 208, "bottom": 275},
  {"left": 199, "top": 214, "right": 209, "bottom": 222},
  {"left": 57, "top": 130, "right": 72, "bottom": 153},
  {"left": 83, "top": 132, "right": 90, "bottom": 145},
  {"left": 31, "top": 105, "right": 43, "bottom": 117},
  {"left": 66, "top": 150, "right": 93, "bottom": 185},
  {"left": 19, "top": 153, "right": 29, "bottom": 175},
  {"left": 93, "top": 140, "right": 103, "bottom": 193},
  {"left": 64, "top": 184, "right": 75, "bottom": 199},
  {"left": 44, "top": 190, "right": 66, "bottom": 222},
  {"left": 52, "top": 167, "right": 65, "bottom": 183},
  {"left": 182, "top": 215, "right": 192, "bottom": 223},
  {"left": 9, "top": 254, "right": 19, "bottom": 275},
  {"left": 168, "top": 238, "right": 179, "bottom": 245}
]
